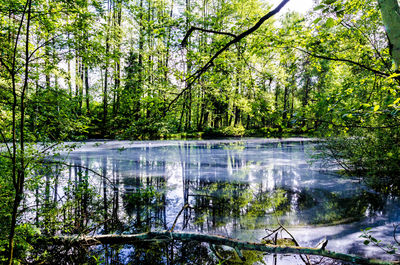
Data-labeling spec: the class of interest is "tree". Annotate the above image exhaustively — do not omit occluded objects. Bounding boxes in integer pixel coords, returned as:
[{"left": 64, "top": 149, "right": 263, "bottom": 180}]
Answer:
[{"left": 378, "top": 0, "right": 400, "bottom": 71}]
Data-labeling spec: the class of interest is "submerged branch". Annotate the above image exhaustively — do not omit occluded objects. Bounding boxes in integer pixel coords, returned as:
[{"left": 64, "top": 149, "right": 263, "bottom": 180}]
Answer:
[{"left": 51, "top": 231, "right": 398, "bottom": 265}]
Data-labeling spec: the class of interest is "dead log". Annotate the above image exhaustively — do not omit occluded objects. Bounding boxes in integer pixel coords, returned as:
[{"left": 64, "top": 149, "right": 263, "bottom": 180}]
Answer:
[{"left": 49, "top": 231, "right": 398, "bottom": 265}]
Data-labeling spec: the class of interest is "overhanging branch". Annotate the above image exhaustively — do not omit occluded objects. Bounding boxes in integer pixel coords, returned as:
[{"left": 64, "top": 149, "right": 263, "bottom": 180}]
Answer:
[
  {"left": 294, "top": 47, "right": 390, "bottom": 77},
  {"left": 166, "top": 0, "right": 290, "bottom": 112},
  {"left": 181, "top": 26, "right": 237, "bottom": 47}
]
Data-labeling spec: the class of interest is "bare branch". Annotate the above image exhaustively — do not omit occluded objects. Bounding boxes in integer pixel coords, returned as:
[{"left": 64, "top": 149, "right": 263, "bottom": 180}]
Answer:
[
  {"left": 294, "top": 47, "right": 390, "bottom": 77},
  {"left": 11, "top": 0, "right": 29, "bottom": 74},
  {"left": 28, "top": 35, "right": 61, "bottom": 62},
  {"left": 166, "top": 0, "right": 290, "bottom": 112},
  {"left": 169, "top": 204, "right": 189, "bottom": 232},
  {"left": 181, "top": 26, "right": 237, "bottom": 47},
  {"left": 0, "top": 130, "right": 12, "bottom": 159},
  {"left": 0, "top": 57, "right": 12, "bottom": 74}
]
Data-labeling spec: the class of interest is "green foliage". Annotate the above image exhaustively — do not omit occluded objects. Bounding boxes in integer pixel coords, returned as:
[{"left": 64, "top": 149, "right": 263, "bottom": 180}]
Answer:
[
  {"left": 119, "top": 118, "right": 169, "bottom": 140},
  {"left": 0, "top": 155, "right": 13, "bottom": 262},
  {"left": 1, "top": 0, "right": 400, "bottom": 262},
  {"left": 318, "top": 128, "right": 400, "bottom": 193},
  {"left": 203, "top": 125, "right": 246, "bottom": 138},
  {"left": 361, "top": 227, "right": 399, "bottom": 255}
]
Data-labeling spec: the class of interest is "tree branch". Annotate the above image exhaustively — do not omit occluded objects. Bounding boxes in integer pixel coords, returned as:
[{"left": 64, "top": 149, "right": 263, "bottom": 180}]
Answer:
[
  {"left": 294, "top": 47, "right": 390, "bottom": 77},
  {"left": 51, "top": 231, "right": 398, "bottom": 265},
  {"left": 166, "top": 0, "right": 290, "bottom": 112},
  {"left": 0, "top": 130, "right": 12, "bottom": 159},
  {"left": 0, "top": 57, "right": 12, "bottom": 75},
  {"left": 28, "top": 35, "right": 61, "bottom": 62},
  {"left": 169, "top": 204, "right": 189, "bottom": 232},
  {"left": 181, "top": 26, "right": 237, "bottom": 47}
]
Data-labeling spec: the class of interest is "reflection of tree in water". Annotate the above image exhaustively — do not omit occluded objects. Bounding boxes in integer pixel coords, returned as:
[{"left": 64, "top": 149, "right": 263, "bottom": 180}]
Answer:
[
  {"left": 188, "top": 181, "right": 288, "bottom": 230},
  {"left": 29, "top": 142, "right": 393, "bottom": 263},
  {"left": 88, "top": 240, "right": 265, "bottom": 265},
  {"left": 122, "top": 147, "right": 168, "bottom": 232},
  {"left": 291, "top": 188, "right": 385, "bottom": 225},
  {"left": 123, "top": 179, "right": 167, "bottom": 232}
]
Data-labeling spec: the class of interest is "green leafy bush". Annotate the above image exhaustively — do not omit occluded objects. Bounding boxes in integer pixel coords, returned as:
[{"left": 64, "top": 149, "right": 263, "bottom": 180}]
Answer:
[{"left": 318, "top": 128, "right": 400, "bottom": 194}]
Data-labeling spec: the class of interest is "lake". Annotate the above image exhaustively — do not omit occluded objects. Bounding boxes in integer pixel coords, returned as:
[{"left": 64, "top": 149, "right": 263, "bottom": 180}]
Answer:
[{"left": 47, "top": 138, "right": 400, "bottom": 264}]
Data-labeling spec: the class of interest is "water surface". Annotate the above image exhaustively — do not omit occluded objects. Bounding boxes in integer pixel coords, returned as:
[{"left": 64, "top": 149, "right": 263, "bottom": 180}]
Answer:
[{"left": 54, "top": 138, "right": 400, "bottom": 263}]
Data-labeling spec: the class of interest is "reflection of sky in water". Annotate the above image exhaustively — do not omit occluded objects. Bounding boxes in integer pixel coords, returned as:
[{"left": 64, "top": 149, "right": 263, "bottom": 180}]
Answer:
[{"left": 60, "top": 138, "right": 400, "bottom": 261}]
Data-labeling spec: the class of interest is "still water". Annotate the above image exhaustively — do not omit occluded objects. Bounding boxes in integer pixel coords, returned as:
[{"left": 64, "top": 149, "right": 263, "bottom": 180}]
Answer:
[{"left": 56, "top": 138, "right": 400, "bottom": 264}]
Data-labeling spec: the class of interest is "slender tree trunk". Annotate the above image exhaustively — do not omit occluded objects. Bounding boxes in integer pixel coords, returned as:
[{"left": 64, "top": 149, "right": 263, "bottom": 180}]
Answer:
[
  {"left": 8, "top": 1, "right": 32, "bottom": 263},
  {"left": 103, "top": 0, "right": 111, "bottom": 136},
  {"left": 68, "top": 29, "right": 72, "bottom": 97},
  {"left": 115, "top": 1, "right": 122, "bottom": 117},
  {"left": 136, "top": 0, "right": 144, "bottom": 120},
  {"left": 85, "top": 64, "right": 90, "bottom": 114},
  {"left": 185, "top": 0, "right": 192, "bottom": 131}
]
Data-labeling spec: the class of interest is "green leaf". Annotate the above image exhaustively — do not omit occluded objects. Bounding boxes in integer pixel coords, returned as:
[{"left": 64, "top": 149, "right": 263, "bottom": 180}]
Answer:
[
  {"left": 313, "top": 5, "right": 325, "bottom": 11},
  {"left": 313, "top": 17, "right": 322, "bottom": 24},
  {"left": 363, "top": 240, "right": 370, "bottom": 245},
  {"left": 325, "top": 18, "right": 335, "bottom": 28},
  {"left": 373, "top": 105, "right": 380, "bottom": 112}
]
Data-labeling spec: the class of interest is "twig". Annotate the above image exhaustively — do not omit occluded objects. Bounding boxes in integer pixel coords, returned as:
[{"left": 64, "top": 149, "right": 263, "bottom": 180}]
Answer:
[
  {"left": 24, "top": 142, "right": 62, "bottom": 170},
  {"left": 27, "top": 35, "right": 61, "bottom": 62},
  {"left": 181, "top": 26, "right": 237, "bottom": 47},
  {"left": 272, "top": 202, "right": 311, "bottom": 265},
  {"left": 0, "top": 129, "right": 12, "bottom": 158},
  {"left": 263, "top": 226, "right": 282, "bottom": 240},
  {"left": 281, "top": 225, "right": 311, "bottom": 265},
  {"left": 293, "top": 47, "right": 390, "bottom": 77},
  {"left": 394, "top": 224, "right": 400, "bottom": 245},
  {"left": 169, "top": 204, "right": 189, "bottom": 232}
]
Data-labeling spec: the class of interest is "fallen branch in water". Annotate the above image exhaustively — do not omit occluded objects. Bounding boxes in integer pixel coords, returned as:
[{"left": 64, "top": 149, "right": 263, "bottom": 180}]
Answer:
[{"left": 48, "top": 231, "right": 398, "bottom": 265}]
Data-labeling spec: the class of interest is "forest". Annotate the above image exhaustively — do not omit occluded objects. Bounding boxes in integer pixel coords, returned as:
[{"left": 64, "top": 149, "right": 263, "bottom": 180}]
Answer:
[{"left": 1, "top": 0, "right": 400, "bottom": 264}]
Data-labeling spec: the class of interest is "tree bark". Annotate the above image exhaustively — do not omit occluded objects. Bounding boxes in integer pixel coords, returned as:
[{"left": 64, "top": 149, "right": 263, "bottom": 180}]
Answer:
[{"left": 378, "top": 0, "right": 400, "bottom": 71}]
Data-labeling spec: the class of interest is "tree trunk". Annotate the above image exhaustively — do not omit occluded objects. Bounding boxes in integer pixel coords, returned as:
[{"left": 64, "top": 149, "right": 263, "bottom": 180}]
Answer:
[
  {"left": 378, "top": 0, "right": 400, "bottom": 70},
  {"left": 8, "top": 1, "right": 32, "bottom": 264}
]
